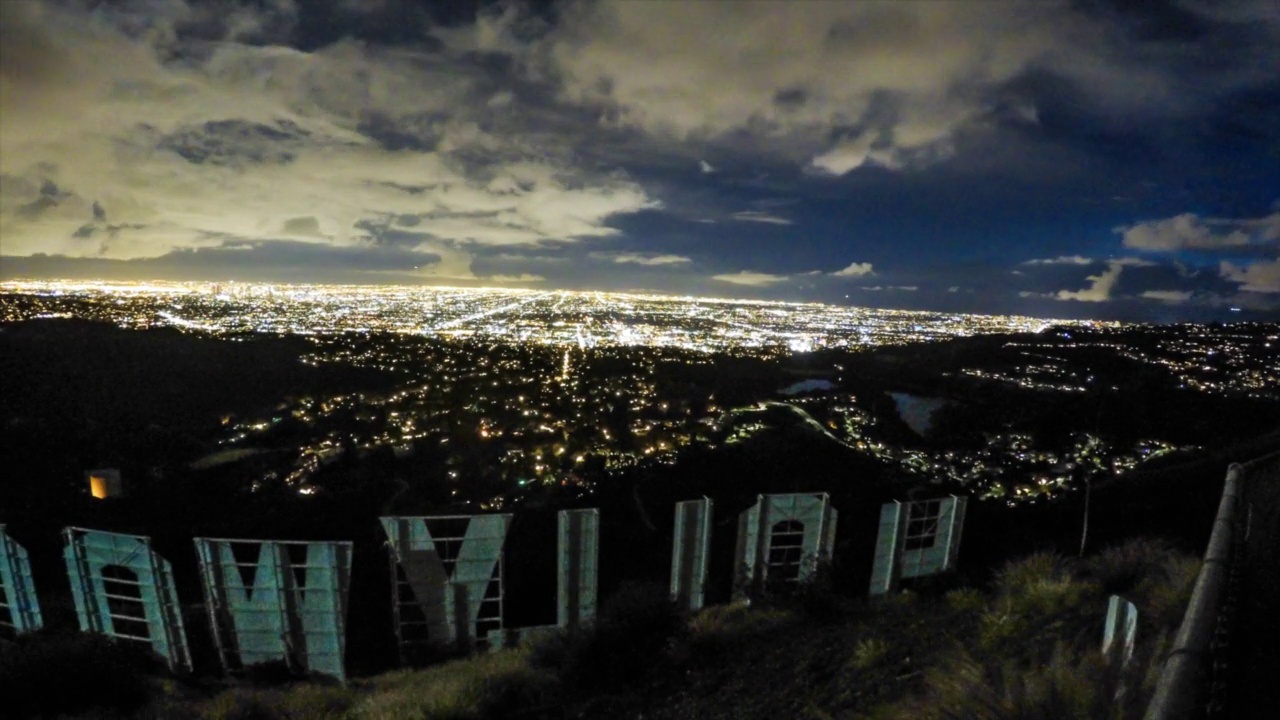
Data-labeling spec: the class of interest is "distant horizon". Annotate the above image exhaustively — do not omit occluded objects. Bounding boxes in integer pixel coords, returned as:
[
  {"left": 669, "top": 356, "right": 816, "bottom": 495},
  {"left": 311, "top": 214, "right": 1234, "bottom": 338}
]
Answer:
[
  {"left": 0, "top": 275, "right": 1128, "bottom": 323},
  {"left": 3, "top": 275, "right": 1271, "bottom": 327}
]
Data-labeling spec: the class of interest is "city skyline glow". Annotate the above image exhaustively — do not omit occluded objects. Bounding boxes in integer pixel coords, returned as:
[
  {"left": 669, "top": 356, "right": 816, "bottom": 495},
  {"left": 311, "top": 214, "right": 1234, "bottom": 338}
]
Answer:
[{"left": 1, "top": 279, "right": 1089, "bottom": 353}]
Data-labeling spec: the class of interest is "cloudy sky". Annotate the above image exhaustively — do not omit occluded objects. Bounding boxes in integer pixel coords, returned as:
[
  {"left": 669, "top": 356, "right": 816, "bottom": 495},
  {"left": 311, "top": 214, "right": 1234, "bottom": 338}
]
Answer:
[{"left": 2, "top": 0, "right": 1278, "bottom": 320}]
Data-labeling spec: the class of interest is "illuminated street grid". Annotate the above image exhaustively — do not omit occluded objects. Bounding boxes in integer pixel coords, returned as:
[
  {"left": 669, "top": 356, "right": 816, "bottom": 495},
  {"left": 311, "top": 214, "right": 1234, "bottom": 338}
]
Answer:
[
  {"left": 964, "top": 326, "right": 1280, "bottom": 401},
  {"left": 0, "top": 280, "right": 1273, "bottom": 508},
  {"left": 4, "top": 280, "right": 1271, "bottom": 399},
  {"left": 0, "top": 280, "right": 1080, "bottom": 351}
]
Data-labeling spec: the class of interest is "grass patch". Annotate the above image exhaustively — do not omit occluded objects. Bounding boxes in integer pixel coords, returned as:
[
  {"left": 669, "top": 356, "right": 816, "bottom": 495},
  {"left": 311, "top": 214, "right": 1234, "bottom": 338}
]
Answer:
[
  {"left": 196, "top": 649, "right": 551, "bottom": 720},
  {"left": 980, "top": 552, "right": 1099, "bottom": 663},
  {"left": 352, "top": 649, "right": 547, "bottom": 720},
  {"left": 200, "top": 683, "right": 357, "bottom": 720},
  {"left": 0, "top": 629, "right": 160, "bottom": 718},
  {"left": 875, "top": 537, "right": 1199, "bottom": 720},
  {"left": 522, "top": 581, "right": 688, "bottom": 706}
]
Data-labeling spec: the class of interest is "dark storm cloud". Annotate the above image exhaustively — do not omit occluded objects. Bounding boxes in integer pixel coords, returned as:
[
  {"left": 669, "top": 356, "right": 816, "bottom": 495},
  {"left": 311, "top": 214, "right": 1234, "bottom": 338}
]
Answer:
[
  {"left": 291, "top": 0, "right": 437, "bottom": 51},
  {"left": 1072, "top": 0, "right": 1214, "bottom": 42},
  {"left": 159, "top": 119, "right": 309, "bottom": 165},
  {"left": 15, "top": 179, "right": 73, "bottom": 218},
  {"left": 356, "top": 110, "right": 447, "bottom": 152},
  {"left": 92, "top": 0, "right": 451, "bottom": 51},
  {"left": 0, "top": 0, "right": 656, "bottom": 273}
]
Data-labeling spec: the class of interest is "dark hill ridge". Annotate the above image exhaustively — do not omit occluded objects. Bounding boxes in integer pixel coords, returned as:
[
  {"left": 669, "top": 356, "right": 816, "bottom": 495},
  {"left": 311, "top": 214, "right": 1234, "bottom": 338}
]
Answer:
[
  {"left": 0, "top": 318, "right": 398, "bottom": 431},
  {"left": 0, "top": 319, "right": 400, "bottom": 509},
  {"left": 818, "top": 328, "right": 1280, "bottom": 449}
]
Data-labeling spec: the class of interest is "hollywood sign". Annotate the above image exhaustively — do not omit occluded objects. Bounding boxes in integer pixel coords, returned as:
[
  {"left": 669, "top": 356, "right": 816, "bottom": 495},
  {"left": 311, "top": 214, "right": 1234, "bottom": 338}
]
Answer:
[{"left": 0, "top": 494, "right": 967, "bottom": 681}]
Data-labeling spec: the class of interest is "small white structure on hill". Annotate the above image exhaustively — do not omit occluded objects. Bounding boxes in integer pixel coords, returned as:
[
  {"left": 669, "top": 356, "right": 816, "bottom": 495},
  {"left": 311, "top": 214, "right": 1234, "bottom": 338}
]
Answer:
[{"left": 86, "top": 468, "right": 124, "bottom": 499}]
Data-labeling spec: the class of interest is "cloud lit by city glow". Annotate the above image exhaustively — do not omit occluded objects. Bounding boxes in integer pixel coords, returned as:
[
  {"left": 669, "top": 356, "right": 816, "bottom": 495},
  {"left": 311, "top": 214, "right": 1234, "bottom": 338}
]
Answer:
[{"left": 2, "top": 0, "right": 1278, "bottom": 320}]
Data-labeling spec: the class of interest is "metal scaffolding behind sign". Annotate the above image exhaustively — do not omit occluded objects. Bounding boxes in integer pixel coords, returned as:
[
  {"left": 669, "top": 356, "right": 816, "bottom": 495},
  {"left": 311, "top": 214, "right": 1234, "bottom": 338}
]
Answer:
[
  {"left": 869, "top": 496, "right": 968, "bottom": 595},
  {"left": 0, "top": 524, "right": 43, "bottom": 634},
  {"left": 484, "top": 508, "right": 602, "bottom": 649},
  {"left": 62, "top": 527, "right": 191, "bottom": 673},
  {"left": 734, "top": 493, "right": 837, "bottom": 595},
  {"left": 194, "top": 538, "right": 352, "bottom": 682},
  {"left": 380, "top": 514, "right": 510, "bottom": 657}
]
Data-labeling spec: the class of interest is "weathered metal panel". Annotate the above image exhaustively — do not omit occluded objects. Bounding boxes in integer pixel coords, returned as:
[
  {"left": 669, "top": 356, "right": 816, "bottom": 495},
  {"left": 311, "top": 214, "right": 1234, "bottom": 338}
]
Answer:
[
  {"left": 380, "top": 514, "right": 510, "bottom": 651},
  {"left": 899, "top": 499, "right": 950, "bottom": 579},
  {"left": 869, "top": 502, "right": 905, "bottom": 595},
  {"left": 194, "top": 538, "right": 352, "bottom": 681},
  {"left": 822, "top": 505, "right": 839, "bottom": 567},
  {"left": 869, "top": 496, "right": 968, "bottom": 594},
  {"left": 194, "top": 538, "right": 287, "bottom": 670},
  {"left": 670, "top": 498, "right": 713, "bottom": 612},
  {"left": 0, "top": 525, "right": 43, "bottom": 634},
  {"left": 293, "top": 542, "right": 349, "bottom": 681},
  {"left": 62, "top": 527, "right": 191, "bottom": 672},
  {"left": 734, "top": 500, "right": 762, "bottom": 593},
  {"left": 557, "top": 509, "right": 598, "bottom": 630},
  {"left": 945, "top": 496, "right": 968, "bottom": 570},
  {"left": 1104, "top": 594, "right": 1138, "bottom": 666},
  {"left": 734, "top": 493, "right": 836, "bottom": 594}
]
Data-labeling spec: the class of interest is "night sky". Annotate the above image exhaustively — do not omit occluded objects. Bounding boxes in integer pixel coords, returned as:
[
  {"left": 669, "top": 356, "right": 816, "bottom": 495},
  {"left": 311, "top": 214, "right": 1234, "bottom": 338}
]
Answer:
[{"left": 2, "top": 0, "right": 1278, "bottom": 321}]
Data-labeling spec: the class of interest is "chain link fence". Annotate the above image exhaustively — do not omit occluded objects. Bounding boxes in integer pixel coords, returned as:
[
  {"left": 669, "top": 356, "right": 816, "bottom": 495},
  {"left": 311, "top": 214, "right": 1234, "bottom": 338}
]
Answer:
[
  {"left": 1145, "top": 451, "right": 1280, "bottom": 720},
  {"left": 1227, "top": 453, "right": 1280, "bottom": 719}
]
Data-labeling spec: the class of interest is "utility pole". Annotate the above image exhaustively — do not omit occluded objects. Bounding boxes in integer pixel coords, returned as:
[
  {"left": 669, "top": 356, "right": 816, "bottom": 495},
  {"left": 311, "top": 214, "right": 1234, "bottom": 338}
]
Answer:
[
  {"left": 1082, "top": 377, "right": 1104, "bottom": 556},
  {"left": 1079, "top": 474, "right": 1091, "bottom": 556}
]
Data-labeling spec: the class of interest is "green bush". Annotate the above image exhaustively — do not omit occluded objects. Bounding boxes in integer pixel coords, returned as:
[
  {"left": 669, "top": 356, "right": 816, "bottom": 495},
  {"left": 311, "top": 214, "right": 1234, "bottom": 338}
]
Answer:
[
  {"left": 1083, "top": 538, "right": 1180, "bottom": 597},
  {"left": 945, "top": 587, "right": 988, "bottom": 615},
  {"left": 199, "top": 684, "right": 356, "bottom": 720},
  {"left": 472, "top": 667, "right": 560, "bottom": 719},
  {"left": 891, "top": 644, "right": 1125, "bottom": 720},
  {"left": 1082, "top": 538, "right": 1200, "bottom": 631},
  {"left": 681, "top": 601, "right": 794, "bottom": 665},
  {"left": 848, "top": 637, "right": 888, "bottom": 672},
  {"left": 873, "top": 637, "right": 1166, "bottom": 717},
  {"left": 547, "top": 582, "right": 687, "bottom": 693},
  {"left": 992, "top": 551, "right": 1071, "bottom": 597},
  {"left": 200, "top": 690, "right": 281, "bottom": 720},
  {"left": 878, "top": 540, "right": 1201, "bottom": 720},
  {"left": 524, "top": 629, "right": 572, "bottom": 674},
  {"left": 980, "top": 552, "right": 1097, "bottom": 663},
  {"left": 0, "top": 629, "right": 159, "bottom": 718},
  {"left": 793, "top": 560, "right": 844, "bottom": 622},
  {"left": 686, "top": 600, "right": 790, "bottom": 639}
]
